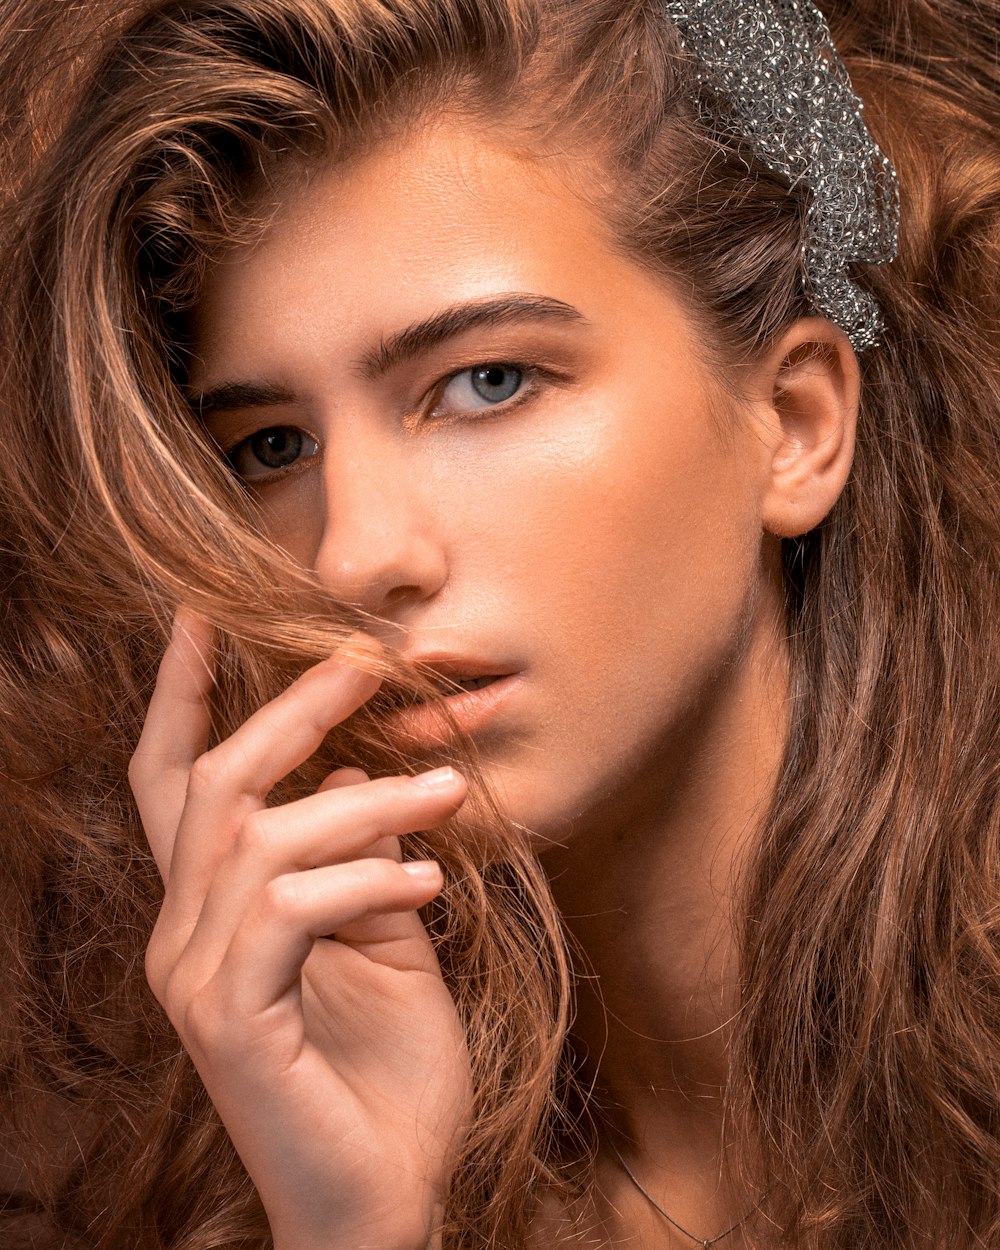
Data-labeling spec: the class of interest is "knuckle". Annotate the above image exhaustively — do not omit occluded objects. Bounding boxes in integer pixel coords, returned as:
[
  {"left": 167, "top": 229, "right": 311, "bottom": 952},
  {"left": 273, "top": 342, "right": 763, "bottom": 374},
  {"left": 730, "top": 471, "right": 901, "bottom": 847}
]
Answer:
[
  {"left": 143, "top": 941, "right": 170, "bottom": 1002},
  {"left": 127, "top": 749, "right": 150, "bottom": 793},
  {"left": 144, "top": 916, "right": 182, "bottom": 1001},
  {"left": 187, "top": 748, "right": 224, "bottom": 794},
  {"left": 234, "top": 809, "right": 273, "bottom": 858},
  {"left": 182, "top": 985, "right": 227, "bottom": 1052},
  {"left": 297, "top": 702, "right": 333, "bottom": 747},
  {"left": 358, "top": 857, "right": 399, "bottom": 891},
  {"left": 160, "top": 972, "right": 189, "bottom": 1026},
  {"left": 389, "top": 774, "right": 422, "bottom": 801},
  {"left": 363, "top": 774, "right": 428, "bottom": 817},
  {"left": 260, "top": 875, "right": 301, "bottom": 923}
]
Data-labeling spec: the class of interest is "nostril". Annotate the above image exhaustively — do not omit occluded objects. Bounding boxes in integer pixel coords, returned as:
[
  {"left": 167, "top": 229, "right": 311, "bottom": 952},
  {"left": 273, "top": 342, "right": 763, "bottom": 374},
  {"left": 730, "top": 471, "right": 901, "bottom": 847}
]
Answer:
[
  {"left": 312, "top": 537, "right": 448, "bottom": 618},
  {"left": 311, "top": 479, "right": 448, "bottom": 615},
  {"left": 382, "top": 583, "right": 427, "bottom": 609}
]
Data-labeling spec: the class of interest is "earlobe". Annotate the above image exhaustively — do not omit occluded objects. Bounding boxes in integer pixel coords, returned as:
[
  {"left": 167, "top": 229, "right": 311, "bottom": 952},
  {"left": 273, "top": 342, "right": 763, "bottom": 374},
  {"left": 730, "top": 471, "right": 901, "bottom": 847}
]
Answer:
[{"left": 757, "top": 318, "right": 860, "bottom": 539}]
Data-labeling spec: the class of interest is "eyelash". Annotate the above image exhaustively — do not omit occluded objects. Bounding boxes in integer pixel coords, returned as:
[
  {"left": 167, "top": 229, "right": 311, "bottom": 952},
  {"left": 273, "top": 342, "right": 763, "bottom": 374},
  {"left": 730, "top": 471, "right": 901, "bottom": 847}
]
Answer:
[
  {"left": 222, "top": 427, "right": 321, "bottom": 484},
  {"left": 221, "top": 360, "right": 557, "bottom": 483},
  {"left": 422, "top": 362, "right": 543, "bottom": 425}
]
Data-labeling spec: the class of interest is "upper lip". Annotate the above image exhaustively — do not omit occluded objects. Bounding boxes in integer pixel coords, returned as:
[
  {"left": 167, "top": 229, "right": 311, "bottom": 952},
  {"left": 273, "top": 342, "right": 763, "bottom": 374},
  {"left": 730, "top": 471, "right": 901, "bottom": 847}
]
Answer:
[{"left": 403, "top": 654, "right": 518, "bottom": 690}]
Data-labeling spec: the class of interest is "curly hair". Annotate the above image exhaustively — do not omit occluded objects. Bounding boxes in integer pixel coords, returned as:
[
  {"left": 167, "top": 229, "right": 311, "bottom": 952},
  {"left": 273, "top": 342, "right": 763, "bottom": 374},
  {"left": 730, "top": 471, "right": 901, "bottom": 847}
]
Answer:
[{"left": 1, "top": 1, "right": 999, "bottom": 1246}]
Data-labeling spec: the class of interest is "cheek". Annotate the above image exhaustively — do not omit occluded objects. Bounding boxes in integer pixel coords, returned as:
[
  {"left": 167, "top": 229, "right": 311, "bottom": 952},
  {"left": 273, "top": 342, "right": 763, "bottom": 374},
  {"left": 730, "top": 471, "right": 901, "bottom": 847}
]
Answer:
[
  {"left": 447, "top": 393, "right": 761, "bottom": 632},
  {"left": 566, "top": 458, "right": 761, "bottom": 715},
  {"left": 250, "top": 471, "right": 328, "bottom": 566}
]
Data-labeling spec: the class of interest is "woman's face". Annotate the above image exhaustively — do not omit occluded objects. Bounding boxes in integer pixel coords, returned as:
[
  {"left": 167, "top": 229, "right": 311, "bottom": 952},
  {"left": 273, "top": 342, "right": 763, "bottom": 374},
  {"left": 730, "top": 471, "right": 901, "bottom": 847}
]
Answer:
[{"left": 190, "top": 120, "right": 783, "bottom": 844}]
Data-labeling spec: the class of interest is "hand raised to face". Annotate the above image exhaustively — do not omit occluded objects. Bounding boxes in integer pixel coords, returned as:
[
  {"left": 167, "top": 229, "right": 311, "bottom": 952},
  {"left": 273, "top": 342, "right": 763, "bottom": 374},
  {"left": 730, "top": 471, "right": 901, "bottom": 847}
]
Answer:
[{"left": 130, "top": 610, "right": 472, "bottom": 1250}]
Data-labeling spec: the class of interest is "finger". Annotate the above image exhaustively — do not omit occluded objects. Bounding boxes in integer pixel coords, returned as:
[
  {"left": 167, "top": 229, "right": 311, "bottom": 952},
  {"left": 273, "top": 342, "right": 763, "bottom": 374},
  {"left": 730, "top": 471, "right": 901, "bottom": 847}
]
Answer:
[
  {"left": 130, "top": 609, "right": 216, "bottom": 878},
  {"left": 317, "top": 767, "right": 369, "bottom": 792},
  {"left": 188, "top": 656, "right": 381, "bottom": 805},
  {"left": 198, "top": 858, "right": 444, "bottom": 1026},
  {"left": 166, "top": 656, "right": 382, "bottom": 908},
  {"left": 227, "top": 769, "right": 463, "bottom": 873},
  {"left": 173, "top": 769, "right": 465, "bottom": 972}
]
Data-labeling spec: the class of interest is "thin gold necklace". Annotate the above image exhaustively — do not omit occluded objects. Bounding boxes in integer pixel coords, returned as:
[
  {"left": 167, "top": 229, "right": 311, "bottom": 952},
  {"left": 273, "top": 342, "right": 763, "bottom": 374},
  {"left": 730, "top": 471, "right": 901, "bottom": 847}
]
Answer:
[{"left": 611, "top": 1144, "right": 751, "bottom": 1249}]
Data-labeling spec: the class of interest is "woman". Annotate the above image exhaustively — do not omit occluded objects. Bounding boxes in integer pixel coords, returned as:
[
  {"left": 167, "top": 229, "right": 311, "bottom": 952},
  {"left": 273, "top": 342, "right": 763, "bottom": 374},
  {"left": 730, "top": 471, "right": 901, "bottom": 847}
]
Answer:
[{"left": 1, "top": 0, "right": 999, "bottom": 1246}]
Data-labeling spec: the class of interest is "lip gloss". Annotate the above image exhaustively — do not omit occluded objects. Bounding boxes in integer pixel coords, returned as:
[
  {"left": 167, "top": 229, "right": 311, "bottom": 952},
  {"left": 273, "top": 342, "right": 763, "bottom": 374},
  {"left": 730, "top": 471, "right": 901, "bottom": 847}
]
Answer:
[{"left": 386, "top": 674, "right": 520, "bottom": 745}]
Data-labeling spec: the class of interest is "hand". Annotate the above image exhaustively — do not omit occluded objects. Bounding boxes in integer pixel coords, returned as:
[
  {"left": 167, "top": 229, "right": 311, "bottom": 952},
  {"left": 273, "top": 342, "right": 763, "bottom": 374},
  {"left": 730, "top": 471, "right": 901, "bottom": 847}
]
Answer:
[{"left": 129, "top": 613, "right": 472, "bottom": 1250}]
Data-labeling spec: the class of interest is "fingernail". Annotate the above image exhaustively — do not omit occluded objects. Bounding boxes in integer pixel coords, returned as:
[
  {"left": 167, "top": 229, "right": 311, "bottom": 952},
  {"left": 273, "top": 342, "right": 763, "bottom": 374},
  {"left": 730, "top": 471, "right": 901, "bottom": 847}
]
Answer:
[
  {"left": 401, "top": 860, "right": 441, "bottom": 881},
  {"left": 413, "top": 766, "right": 457, "bottom": 792}
]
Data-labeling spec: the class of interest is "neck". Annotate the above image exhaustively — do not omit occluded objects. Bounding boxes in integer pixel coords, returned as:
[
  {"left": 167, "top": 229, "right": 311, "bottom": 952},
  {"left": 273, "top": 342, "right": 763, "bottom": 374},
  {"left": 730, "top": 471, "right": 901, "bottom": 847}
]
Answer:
[{"left": 538, "top": 611, "right": 788, "bottom": 1241}]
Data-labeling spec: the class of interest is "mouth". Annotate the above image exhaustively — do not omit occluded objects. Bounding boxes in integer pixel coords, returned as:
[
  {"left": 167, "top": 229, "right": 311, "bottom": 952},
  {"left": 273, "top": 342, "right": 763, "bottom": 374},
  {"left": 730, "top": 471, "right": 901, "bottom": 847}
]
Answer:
[
  {"left": 376, "top": 660, "right": 519, "bottom": 743},
  {"left": 388, "top": 658, "right": 513, "bottom": 703},
  {"left": 426, "top": 672, "right": 504, "bottom": 697}
]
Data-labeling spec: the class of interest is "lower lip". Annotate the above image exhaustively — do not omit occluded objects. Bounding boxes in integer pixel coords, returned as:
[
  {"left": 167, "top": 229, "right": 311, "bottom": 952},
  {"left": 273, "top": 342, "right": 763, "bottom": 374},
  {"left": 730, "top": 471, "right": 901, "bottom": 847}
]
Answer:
[{"left": 384, "top": 675, "right": 519, "bottom": 745}]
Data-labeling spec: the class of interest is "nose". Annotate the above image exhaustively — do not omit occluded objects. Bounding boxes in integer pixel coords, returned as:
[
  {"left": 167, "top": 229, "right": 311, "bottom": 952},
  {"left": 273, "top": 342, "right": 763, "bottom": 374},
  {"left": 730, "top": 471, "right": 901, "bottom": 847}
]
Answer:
[{"left": 312, "top": 440, "right": 448, "bottom": 620}]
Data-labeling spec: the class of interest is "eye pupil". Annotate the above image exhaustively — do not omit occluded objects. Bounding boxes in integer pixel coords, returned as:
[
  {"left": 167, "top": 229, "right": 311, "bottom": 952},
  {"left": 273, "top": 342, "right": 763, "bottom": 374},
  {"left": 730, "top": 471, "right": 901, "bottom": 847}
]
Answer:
[
  {"left": 249, "top": 427, "right": 302, "bottom": 468},
  {"left": 471, "top": 365, "right": 521, "bottom": 403}
]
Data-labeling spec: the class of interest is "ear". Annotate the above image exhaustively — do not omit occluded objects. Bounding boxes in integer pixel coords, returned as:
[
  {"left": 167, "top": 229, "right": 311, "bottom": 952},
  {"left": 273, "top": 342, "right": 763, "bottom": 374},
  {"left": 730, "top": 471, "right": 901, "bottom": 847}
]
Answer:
[{"left": 750, "top": 318, "right": 860, "bottom": 539}]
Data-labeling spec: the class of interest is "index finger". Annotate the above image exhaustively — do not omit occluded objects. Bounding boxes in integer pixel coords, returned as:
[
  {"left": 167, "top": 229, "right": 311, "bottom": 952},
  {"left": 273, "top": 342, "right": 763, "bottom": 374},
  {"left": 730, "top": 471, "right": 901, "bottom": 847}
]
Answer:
[{"left": 129, "top": 608, "right": 216, "bottom": 877}]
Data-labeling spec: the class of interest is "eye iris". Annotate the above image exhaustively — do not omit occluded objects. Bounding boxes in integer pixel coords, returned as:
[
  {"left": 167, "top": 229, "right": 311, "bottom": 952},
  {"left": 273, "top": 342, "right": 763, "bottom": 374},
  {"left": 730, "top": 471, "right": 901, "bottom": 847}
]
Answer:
[
  {"left": 471, "top": 365, "right": 521, "bottom": 403},
  {"left": 249, "top": 427, "right": 302, "bottom": 468}
]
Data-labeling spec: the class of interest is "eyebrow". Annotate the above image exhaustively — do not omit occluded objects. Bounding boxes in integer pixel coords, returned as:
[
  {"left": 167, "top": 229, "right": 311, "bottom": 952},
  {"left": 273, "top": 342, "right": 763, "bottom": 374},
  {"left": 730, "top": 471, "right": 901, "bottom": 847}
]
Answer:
[
  {"left": 192, "top": 380, "right": 297, "bottom": 420},
  {"left": 358, "top": 293, "right": 587, "bottom": 379},
  {"left": 191, "top": 293, "right": 587, "bottom": 416}
]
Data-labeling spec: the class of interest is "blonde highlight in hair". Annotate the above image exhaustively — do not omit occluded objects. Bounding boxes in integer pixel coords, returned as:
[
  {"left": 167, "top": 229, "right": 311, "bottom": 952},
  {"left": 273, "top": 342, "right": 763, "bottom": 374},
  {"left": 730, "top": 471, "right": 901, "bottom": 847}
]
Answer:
[{"left": 1, "top": 1, "right": 999, "bottom": 1246}]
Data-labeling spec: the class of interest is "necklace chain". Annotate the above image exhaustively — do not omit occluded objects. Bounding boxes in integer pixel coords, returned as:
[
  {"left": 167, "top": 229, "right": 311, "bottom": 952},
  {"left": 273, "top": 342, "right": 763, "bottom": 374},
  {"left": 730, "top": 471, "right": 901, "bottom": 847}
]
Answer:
[{"left": 611, "top": 1144, "right": 749, "bottom": 1249}]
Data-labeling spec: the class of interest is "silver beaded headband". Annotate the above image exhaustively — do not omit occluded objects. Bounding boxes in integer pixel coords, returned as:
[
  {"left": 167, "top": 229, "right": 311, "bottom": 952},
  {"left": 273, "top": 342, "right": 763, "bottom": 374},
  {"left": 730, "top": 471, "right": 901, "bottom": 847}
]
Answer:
[{"left": 664, "top": 0, "right": 900, "bottom": 352}]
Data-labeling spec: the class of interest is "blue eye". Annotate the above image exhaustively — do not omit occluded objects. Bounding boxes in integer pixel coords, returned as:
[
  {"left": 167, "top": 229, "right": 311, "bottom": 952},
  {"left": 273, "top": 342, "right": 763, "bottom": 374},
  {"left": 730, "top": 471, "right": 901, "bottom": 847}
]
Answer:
[
  {"left": 226, "top": 426, "right": 319, "bottom": 481},
  {"left": 438, "top": 364, "right": 524, "bottom": 412},
  {"left": 471, "top": 364, "right": 522, "bottom": 402}
]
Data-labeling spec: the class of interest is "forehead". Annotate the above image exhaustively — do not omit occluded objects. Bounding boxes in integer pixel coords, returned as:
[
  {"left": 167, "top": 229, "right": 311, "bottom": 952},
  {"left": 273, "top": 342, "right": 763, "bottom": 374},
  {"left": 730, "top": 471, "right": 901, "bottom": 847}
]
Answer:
[{"left": 191, "top": 120, "right": 666, "bottom": 377}]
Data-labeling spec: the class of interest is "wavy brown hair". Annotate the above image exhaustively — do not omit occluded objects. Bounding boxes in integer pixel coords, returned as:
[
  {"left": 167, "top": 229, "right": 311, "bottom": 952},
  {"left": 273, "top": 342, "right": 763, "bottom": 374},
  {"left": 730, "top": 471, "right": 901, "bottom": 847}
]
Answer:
[{"left": 1, "top": 0, "right": 999, "bottom": 1247}]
